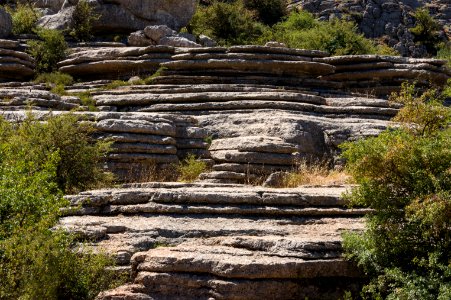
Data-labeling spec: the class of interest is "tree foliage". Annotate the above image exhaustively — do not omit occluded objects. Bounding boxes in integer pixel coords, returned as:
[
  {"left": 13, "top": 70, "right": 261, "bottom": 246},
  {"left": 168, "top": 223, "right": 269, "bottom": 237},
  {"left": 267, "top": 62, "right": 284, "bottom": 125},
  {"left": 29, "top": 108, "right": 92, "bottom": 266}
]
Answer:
[{"left": 341, "top": 84, "right": 451, "bottom": 299}]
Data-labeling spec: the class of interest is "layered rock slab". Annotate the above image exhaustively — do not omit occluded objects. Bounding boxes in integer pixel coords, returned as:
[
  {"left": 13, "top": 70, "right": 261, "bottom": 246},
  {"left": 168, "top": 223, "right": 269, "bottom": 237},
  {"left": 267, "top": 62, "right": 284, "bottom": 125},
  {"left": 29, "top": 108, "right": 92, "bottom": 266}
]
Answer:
[
  {"left": 59, "top": 183, "right": 366, "bottom": 299},
  {"left": 0, "top": 41, "right": 35, "bottom": 81}
]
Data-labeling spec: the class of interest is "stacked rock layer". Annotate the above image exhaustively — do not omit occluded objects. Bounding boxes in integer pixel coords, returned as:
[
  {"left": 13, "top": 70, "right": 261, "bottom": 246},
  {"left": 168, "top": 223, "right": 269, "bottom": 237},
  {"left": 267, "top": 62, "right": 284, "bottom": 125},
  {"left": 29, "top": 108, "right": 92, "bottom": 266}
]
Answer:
[
  {"left": 0, "top": 39, "right": 35, "bottom": 81},
  {"left": 317, "top": 55, "right": 451, "bottom": 96},
  {"left": 60, "top": 183, "right": 369, "bottom": 300},
  {"left": 58, "top": 46, "right": 174, "bottom": 79}
]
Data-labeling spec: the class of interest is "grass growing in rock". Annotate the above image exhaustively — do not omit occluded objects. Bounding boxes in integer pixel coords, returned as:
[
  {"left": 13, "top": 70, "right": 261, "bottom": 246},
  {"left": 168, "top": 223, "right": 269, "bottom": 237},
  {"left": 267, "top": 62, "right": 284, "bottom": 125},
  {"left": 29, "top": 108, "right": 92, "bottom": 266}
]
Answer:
[
  {"left": 282, "top": 160, "right": 351, "bottom": 187},
  {"left": 177, "top": 154, "right": 208, "bottom": 182}
]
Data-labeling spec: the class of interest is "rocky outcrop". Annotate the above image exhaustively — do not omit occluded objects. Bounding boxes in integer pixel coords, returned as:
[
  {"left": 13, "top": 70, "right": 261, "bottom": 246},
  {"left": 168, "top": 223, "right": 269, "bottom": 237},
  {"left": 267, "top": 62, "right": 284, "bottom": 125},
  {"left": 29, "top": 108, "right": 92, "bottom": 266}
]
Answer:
[
  {"left": 289, "top": 0, "right": 450, "bottom": 57},
  {"left": 317, "top": 55, "right": 451, "bottom": 96},
  {"left": 0, "top": 84, "right": 80, "bottom": 110},
  {"left": 58, "top": 46, "right": 174, "bottom": 79},
  {"left": 60, "top": 183, "right": 367, "bottom": 299},
  {"left": 0, "top": 40, "right": 35, "bottom": 81},
  {"left": 202, "top": 136, "right": 300, "bottom": 184},
  {"left": 37, "top": 0, "right": 197, "bottom": 33},
  {"left": 128, "top": 25, "right": 201, "bottom": 48},
  {"left": 0, "top": 8, "right": 12, "bottom": 38}
]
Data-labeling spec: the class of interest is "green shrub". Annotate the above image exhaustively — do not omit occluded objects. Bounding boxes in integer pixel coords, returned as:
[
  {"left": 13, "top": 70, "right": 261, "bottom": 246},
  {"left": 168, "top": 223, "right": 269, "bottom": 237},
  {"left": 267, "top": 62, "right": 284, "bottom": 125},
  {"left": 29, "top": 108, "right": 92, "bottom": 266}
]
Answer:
[
  {"left": 35, "top": 72, "right": 74, "bottom": 95},
  {"left": 243, "top": 0, "right": 287, "bottom": 26},
  {"left": 5, "top": 3, "right": 41, "bottom": 35},
  {"left": 410, "top": 8, "right": 442, "bottom": 55},
  {"left": 69, "top": 0, "right": 100, "bottom": 41},
  {"left": 265, "top": 11, "right": 380, "bottom": 55},
  {"left": 177, "top": 154, "right": 208, "bottom": 182},
  {"left": 341, "top": 84, "right": 451, "bottom": 299},
  {"left": 0, "top": 113, "right": 112, "bottom": 194},
  {"left": 27, "top": 28, "right": 68, "bottom": 73},
  {"left": 437, "top": 43, "right": 451, "bottom": 67},
  {"left": 189, "top": 0, "right": 268, "bottom": 45},
  {"left": 0, "top": 114, "right": 122, "bottom": 299}
]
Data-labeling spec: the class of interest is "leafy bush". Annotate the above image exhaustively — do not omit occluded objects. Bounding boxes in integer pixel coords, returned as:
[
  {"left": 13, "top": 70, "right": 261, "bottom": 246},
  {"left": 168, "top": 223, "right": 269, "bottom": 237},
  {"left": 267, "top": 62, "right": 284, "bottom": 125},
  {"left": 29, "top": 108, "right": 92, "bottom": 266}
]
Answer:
[
  {"left": 0, "top": 113, "right": 121, "bottom": 299},
  {"left": 178, "top": 154, "right": 208, "bottom": 182},
  {"left": 35, "top": 72, "right": 74, "bottom": 95},
  {"left": 0, "top": 113, "right": 112, "bottom": 194},
  {"left": 243, "top": 0, "right": 287, "bottom": 26},
  {"left": 341, "top": 84, "right": 451, "bottom": 299},
  {"left": 437, "top": 43, "right": 451, "bottom": 67},
  {"left": 265, "top": 11, "right": 385, "bottom": 55},
  {"left": 27, "top": 28, "right": 68, "bottom": 73},
  {"left": 410, "top": 8, "right": 442, "bottom": 55},
  {"left": 5, "top": 3, "right": 41, "bottom": 35},
  {"left": 189, "top": 0, "right": 268, "bottom": 45},
  {"left": 69, "top": 0, "right": 99, "bottom": 41}
]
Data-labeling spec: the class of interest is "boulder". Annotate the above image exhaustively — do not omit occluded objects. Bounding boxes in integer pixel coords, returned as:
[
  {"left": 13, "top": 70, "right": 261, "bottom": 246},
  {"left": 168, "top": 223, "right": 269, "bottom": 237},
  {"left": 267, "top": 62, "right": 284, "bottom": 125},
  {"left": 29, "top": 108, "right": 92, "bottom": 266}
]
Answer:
[
  {"left": 0, "top": 8, "right": 12, "bottom": 38},
  {"left": 38, "top": 0, "right": 197, "bottom": 33}
]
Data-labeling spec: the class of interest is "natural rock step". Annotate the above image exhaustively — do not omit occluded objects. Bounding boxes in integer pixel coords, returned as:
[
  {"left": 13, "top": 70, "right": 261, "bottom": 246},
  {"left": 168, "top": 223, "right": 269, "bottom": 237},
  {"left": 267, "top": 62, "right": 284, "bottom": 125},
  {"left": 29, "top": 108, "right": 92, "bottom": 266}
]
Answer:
[
  {"left": 161, "top": 59, "right": 335, "bottom": 76},
  {"left": 227, "top": 45, "right": 329, "bottom": 57},
  {"left": 93, "top": 132, "right": 176, "bottom": 145},
  {"left": 94, "top": 119, "right": 176, "bottom": 136},
  {"left": 212, "top": 163, "right": 292, "bottom": 175},
  {"left": 314, "top": 55, "right": 448, "bottom": 66},
  {"left": 111, "top": 143, "right": 177, "bottom": 154},
  {"left": 132, "top": 244, "right": 360, "bottom": 279},
  {"left": 94, "top": 91, "right": 327, "bottom": 106},
  {"left": 98, "top": 271, "right": 362, "bottom": 300},
  {"left": 172, "top": 52, "right": 314, "bottom": 61},
  {"left": 209, "top": 136, "right": 298, "bottom": 154},
  {"left": 107, "top": 153, "right": 179, "bottom": 163}
]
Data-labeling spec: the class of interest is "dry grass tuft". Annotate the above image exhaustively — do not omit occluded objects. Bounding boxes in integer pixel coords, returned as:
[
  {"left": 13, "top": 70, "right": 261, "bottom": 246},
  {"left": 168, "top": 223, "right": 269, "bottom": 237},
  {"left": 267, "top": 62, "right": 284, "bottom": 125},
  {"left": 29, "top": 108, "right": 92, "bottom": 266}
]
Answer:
[{"left": 282, "top": 160, "right": 352, "bottom": 187}]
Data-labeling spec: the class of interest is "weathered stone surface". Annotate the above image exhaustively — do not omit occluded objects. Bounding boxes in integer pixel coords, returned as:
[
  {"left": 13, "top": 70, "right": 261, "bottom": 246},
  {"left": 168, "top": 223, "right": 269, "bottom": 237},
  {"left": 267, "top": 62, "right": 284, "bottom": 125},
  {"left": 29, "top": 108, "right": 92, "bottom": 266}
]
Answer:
[
  {"left": 0, "top": 48, "right": 35, "bottom": 80},
  {"left": 210, "top": 150, "right": 299, "bottom": 166},
  {"left": 0, "top": 39, "right": 18, "bottom": 49},
  {"left": 0, "top": 87, "right": 79, "bottom": 110},
  {"left": 0, "top": 8, "right": 12, "bottom": 38},
  {"left": 38, "top": 0, "right": 197, "bottom": 33},
  {"left": 210, "top": 136, "right": 299, "bottom": 154},
  {"left": 94, "top": 119, "right": 176, "bottom": 136},
  {"left": 61, "top": 184, "right": 366, "bottom": 299}
]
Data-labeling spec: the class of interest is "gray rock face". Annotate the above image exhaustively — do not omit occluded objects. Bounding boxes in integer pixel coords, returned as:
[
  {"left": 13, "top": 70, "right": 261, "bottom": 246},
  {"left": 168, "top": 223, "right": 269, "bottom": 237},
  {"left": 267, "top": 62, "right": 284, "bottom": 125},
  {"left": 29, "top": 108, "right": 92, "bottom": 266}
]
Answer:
[
  {"left": 0, "top": 44, "right": 36, "bottom": 81},
  {"left": 0, "top": 8, "right": 12, "bottom": 38},
  {"left": 60, "top": 183, "right": 367, "bottom": 299},
  {"left": 37, "top": 0, "right": 197, "bottom": 33},
  {"left": 289, "top": 0, "right": 450, "bottom": 57},
  {"left": 128, "top": 25, "right": 201, "bottom": 48}
]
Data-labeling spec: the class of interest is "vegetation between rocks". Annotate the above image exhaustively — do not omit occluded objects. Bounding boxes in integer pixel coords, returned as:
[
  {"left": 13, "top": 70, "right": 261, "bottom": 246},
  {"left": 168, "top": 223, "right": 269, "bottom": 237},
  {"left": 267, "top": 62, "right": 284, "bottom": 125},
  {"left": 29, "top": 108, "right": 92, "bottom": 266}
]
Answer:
[
  {"left": 341, "top": 84, "right": 451, "bottom": 299},
  {"left": 0, "top": 113, "right": 121, "bottom": 300}
]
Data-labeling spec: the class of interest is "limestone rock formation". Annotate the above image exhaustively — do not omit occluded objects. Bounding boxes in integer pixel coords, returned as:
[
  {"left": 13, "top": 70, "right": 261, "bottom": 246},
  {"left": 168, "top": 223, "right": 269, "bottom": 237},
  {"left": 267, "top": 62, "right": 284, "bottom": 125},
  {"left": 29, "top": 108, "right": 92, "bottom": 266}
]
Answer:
[
  {"left": 37, "top": 0, "right": 197, "bottom": 33},
  {"left": 60, "top": 183, "right": 368, "bottom": 299},
  {"left": 0, "top": 8, "right": 12, "bottom": 38},
  {"left": 316, "top": 55, "right": 451, "bottom": 96},
  {"left": 0, "top": 41, "right": 35, "bottom": 81},
  {"left": 0, "top": 84, "right": 80, "bottom": 110},
  {"left": 289, "top": 0, "right": 451, "bottom": 57},
  {"left": 58, "top": 46, "right": 174, "bottom": 79},
  {"left": 128, "top": 25, "right": 201, "bottom": 48}
]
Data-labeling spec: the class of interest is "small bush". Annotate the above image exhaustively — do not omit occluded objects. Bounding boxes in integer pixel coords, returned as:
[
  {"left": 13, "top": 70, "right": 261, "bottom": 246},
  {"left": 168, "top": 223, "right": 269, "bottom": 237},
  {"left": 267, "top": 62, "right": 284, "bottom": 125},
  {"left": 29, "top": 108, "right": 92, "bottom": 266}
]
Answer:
[
  {"left": 5, "top": 3, "right": 41, "bottom": 35},
  {"left": 69, "top": 0, "right": 99, "bottom": 41},
  {"left": 35, "top": 72, "right": 74, "bottom": 95},
  {"left": 265, "top": 11, "right": 379, "bottom": 55},
  {"left": 189, "top": 0, "right": 268, "bottom": 45},
  {"left": 283, "top": 160, "right": 350, "bottom": 187},
  {"left": 177, "top": 154, "right": 208, "bottom": 182},
  {"left": 437, "top": 43, "right": 451, "bottom": 67},
  {"left": 410, "top": 8, "right": 442, "bottom": 55},
  {"left": 27, "top": 28, "right": 68, "bottom": 73},
  {"left": 243, "top": 0, "right": 287, "bottom": 26}
]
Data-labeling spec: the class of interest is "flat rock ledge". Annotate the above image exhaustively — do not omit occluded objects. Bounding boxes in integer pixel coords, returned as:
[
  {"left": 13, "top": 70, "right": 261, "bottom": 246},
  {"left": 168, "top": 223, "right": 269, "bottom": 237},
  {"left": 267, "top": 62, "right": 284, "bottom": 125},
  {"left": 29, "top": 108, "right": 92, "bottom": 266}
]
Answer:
[
  {"left": 58, "top": 46, "right": 175, "bottom": 79},
  {"left": 0, "top": 40, "right": 35, "bottom": 81},
  {"left": 60, "top": 183, "right": 367, "bottom": 299}
]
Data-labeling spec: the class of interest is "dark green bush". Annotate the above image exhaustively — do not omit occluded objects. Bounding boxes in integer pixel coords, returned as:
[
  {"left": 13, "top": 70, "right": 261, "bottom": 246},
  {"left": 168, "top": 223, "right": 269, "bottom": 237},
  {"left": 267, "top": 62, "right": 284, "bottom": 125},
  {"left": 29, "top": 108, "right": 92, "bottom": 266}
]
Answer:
[
  {"left": 5, "top": 3, "right": 41, "bottom": 34},
  {"left": 341, "top": 84, "right": 451, "bottom": 299},
  {"left": 0, "top": 113, "right": 121, "bottom": 299},
  {"left": 243, "top": 0, "right": 287, "bottom": 26},
  {"left": 189, "top": 0, "right": 268, "bottom": 45},
  {"left": 69, "top": 0, "right": 99, "bottom": 41},
  {"left": 27, "top": 28, "right": 68, "bottom": 73},
  {"left": 265, "top": 11, "right": 386, "bottom": 55},
  {"left": 410, "top": 8, "right": 442, "bottom": 55}
]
